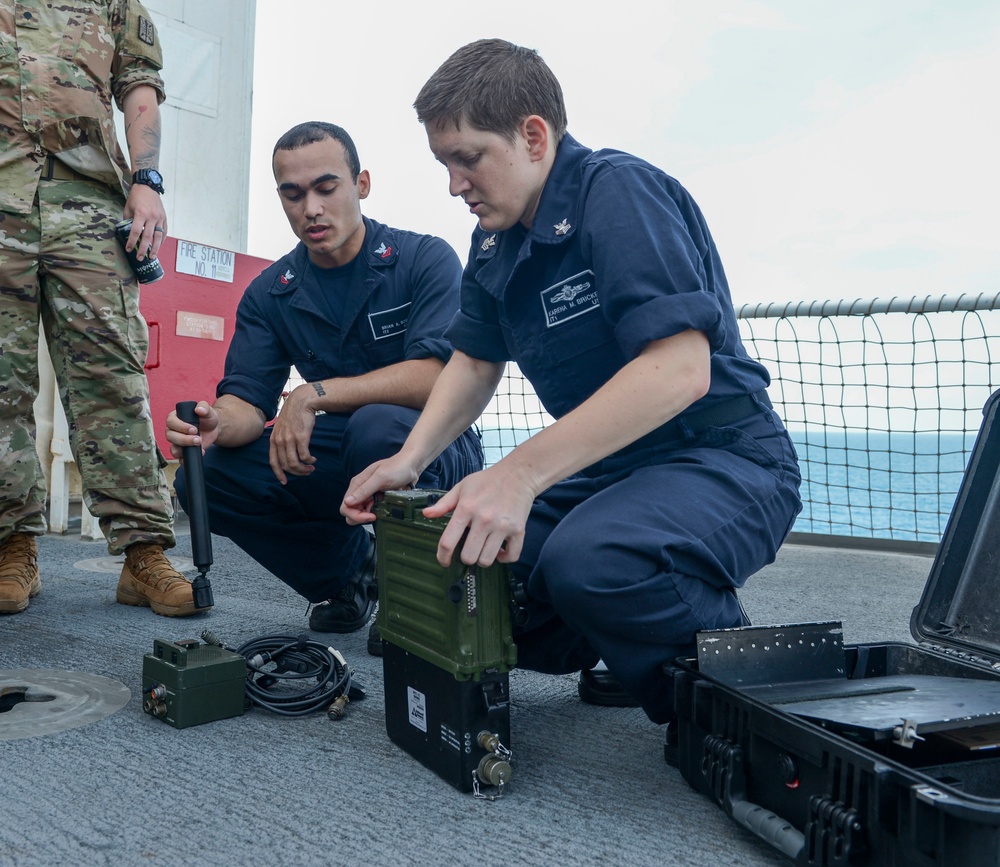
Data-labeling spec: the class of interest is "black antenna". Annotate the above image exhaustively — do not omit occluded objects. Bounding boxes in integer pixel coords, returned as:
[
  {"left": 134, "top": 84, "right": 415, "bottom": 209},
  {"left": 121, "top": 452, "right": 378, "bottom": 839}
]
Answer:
[{"left": 176, "top": 401, "right": 214, "bottom": 610}]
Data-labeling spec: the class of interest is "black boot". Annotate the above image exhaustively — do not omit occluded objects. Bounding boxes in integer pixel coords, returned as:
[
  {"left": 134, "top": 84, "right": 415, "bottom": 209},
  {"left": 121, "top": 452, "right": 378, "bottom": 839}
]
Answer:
[
  {"left": 577, "top": 662, "right": 640, "bottom": 708},
  {"left": 309, "top": 536, "right": 377, "bottom": 634}
]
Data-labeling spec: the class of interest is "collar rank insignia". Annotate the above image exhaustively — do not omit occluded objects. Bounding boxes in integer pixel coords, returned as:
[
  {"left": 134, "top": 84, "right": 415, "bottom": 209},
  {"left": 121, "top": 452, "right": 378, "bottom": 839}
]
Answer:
[
  {"left": 554, "top": 219, "right": 571, "bottom": 236},
  {"left": 279, "top": 269, "right": 294, "bottom": 285},
  {"left": 481, "top": 234, "right": 497, "bottom": 252},
  {"left": 375, "top": 242, "right": 392, "bottom": 259}
]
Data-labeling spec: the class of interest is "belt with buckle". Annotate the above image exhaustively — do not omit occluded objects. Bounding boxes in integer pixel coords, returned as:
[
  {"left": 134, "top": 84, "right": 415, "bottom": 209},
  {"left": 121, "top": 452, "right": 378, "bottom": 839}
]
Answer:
[
  {"left": 615, "top": 391, "right": 774, "bottom": 458},
  {"left": 40, "top": 155, "right": 88, "bottom": 182}
]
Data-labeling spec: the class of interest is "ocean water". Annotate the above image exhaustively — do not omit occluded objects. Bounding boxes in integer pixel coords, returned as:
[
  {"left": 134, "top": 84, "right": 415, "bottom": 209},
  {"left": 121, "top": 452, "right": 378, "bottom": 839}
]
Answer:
[
  {"left": 480, "top": 427, "right": 977, "bottom": 544},
  {"left": 789, "top": 429, "right": 977, "bottom": 542}
]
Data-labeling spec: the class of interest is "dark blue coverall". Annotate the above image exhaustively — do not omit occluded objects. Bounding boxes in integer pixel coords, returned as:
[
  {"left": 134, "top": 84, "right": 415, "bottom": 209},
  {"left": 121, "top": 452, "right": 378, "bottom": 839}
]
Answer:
[
  {"left": 175, "top": 217, "right": 483, "bottom": 602},
  {"left": 446, "top": 135, "right": 802, "bottom": 723}
]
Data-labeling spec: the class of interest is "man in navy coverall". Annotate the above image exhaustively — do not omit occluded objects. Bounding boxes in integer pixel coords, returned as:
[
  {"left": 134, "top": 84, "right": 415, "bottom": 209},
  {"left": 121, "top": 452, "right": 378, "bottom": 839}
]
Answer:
[
  {"left": 166, "top": 122, "right": 483, "bottom": 644},
  {"left": 342, "top": 41, "right": 801, "bottom": 723}
]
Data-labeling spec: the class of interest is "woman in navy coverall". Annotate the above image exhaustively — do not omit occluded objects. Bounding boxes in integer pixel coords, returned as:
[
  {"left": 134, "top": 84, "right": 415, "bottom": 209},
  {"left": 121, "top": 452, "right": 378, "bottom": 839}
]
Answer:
[{"left": 342, "top": 40, "right": 802, "bottom": 724}]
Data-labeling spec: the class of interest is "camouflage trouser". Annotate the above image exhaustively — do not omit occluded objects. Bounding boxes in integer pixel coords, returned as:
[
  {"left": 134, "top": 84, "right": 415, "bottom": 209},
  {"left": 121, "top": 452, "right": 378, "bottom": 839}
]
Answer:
[{"left": 0, "top": 177, "right": 174, "bottom": 555}]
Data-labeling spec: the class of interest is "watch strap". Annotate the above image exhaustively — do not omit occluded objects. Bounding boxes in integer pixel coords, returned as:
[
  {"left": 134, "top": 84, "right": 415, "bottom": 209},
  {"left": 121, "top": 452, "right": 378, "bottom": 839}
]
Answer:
[{"left": 132, "top": 169, "right": 165, "bottom": 194}]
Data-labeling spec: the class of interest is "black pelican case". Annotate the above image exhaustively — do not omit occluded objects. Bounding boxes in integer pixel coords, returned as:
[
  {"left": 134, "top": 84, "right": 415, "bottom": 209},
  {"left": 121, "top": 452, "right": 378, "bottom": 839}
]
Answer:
[{"left": 671, "top": 388, "right": 1000, "bottom": 866}]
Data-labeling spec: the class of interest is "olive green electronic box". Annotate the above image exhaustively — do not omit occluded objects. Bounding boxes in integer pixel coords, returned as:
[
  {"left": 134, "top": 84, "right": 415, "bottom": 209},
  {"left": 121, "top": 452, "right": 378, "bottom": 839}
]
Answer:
[
  {"left": 142, "top": 638, "right": 246, "bottom": 729},
  {"left": 375, "top": 490, "right": 517, "bottom": 795}
]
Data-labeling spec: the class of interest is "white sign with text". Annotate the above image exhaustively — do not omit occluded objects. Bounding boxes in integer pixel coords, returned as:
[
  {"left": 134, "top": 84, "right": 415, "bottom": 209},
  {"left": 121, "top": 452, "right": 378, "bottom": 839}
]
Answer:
[{"left": 175, "top": 239, "right": 236, "bottom": 284}]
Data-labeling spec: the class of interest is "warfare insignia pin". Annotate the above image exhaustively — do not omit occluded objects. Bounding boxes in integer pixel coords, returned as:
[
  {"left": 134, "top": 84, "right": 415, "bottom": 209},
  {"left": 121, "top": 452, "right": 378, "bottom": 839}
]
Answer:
[
  {"left": 554, "top": 219, "right": 571, "bottom": 236},
  {"left": 481, "top": 234, "right": 497, "bottom": 252}
]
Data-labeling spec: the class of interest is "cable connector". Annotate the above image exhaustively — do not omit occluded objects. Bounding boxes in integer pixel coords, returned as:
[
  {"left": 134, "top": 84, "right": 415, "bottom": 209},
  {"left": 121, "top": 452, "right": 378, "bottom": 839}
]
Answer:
[
  {"left": 246, "top": 652, "right": 273, "bottom": 670},
  {"left": 200, "top": 629, "right": 229, "bottom": 649},
  {"left": 327, "top": 694, "right": 350, "bottom": 720}
]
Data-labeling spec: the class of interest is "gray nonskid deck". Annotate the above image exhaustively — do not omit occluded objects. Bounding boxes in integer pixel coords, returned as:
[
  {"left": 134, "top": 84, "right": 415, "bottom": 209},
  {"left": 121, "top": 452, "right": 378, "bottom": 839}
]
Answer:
[{"left": 0, "top": 523, "right": 931, "bottom": 866}]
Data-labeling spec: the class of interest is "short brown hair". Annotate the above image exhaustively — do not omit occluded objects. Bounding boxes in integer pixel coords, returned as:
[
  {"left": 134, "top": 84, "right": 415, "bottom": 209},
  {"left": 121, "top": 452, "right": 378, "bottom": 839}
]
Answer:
[{"left": 414, "top": 38, "right": 567, "bottom": 141}]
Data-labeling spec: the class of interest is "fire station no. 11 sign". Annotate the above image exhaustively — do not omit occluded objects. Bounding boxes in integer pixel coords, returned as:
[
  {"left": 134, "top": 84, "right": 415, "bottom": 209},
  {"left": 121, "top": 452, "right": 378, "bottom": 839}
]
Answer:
[{"left": 174, "top": 239, "right": 236, "bottom": 284}]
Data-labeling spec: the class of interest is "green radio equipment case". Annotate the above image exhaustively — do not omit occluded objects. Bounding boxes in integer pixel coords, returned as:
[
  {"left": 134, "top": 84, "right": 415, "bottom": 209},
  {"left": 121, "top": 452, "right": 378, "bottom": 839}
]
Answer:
[
  {"left": 374, "top": 490, "right": 517, "bottom": 794},
  {"left": 142, "top": 638, "right": 246, "bottom": 729}
]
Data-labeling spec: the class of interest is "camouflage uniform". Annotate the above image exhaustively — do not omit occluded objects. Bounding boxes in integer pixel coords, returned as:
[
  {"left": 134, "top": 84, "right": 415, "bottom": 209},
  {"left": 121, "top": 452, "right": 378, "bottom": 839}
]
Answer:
[{"left": 0, "top": 0, "right": 174, "bottom": 554}]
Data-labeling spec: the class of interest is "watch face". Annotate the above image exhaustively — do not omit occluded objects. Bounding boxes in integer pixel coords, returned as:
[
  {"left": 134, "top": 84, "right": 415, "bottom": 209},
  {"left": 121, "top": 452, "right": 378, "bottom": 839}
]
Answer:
[{"left": 148, "top": 170, "right": 162, "bottom": 185}]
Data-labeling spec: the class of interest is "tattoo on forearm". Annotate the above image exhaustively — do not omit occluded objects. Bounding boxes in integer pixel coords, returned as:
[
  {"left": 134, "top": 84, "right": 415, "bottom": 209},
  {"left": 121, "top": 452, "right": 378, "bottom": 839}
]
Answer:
[
  {"left": 141, "top": 116, "right": 161, "bottom": 155},
  {"left": 311, "top": 382, "right": 327, "bottom": 397},
  {"left": 127, "top": 112, "right": 161, "bottom": 170}
]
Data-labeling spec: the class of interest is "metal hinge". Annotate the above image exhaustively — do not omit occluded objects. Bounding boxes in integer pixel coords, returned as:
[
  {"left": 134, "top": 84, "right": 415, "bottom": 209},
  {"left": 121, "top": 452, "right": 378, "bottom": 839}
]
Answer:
[{"left": 919, "top": 641, "right": 1000, "bottom": 671}]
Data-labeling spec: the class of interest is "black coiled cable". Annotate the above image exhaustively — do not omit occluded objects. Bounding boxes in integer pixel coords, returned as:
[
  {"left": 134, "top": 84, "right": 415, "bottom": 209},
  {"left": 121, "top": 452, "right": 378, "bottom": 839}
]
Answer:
[{"left": 233, "top": 633, "right": 353, "bottom": 717}]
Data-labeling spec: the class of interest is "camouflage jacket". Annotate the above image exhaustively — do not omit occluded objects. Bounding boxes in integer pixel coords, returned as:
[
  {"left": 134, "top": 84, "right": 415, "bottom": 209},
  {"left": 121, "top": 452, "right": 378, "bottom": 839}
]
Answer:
[{"left": 0, "top": 0, "right": 165, "bottom": 214}]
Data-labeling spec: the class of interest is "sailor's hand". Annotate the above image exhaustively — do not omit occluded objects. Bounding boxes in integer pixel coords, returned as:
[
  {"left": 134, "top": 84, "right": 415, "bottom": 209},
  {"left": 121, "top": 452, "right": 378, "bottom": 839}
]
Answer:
[
  {"left": 341, "top": 456, "right": 421, "bottom": 525},
  {"left": 165, "top": 401, "right": 217, "bottom": 459},
  {"left": 422, "top": 465, "right": 535, "bottom": 568},
  {"left": 269, "top": 384, "right": 320, "bottom": 483}
]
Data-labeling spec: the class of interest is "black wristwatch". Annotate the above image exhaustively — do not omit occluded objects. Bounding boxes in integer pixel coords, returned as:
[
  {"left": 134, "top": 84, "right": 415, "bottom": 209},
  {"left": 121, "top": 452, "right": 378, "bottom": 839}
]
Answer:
[{"left": 132, "top": 169, "right": 165, "bottom": 194}]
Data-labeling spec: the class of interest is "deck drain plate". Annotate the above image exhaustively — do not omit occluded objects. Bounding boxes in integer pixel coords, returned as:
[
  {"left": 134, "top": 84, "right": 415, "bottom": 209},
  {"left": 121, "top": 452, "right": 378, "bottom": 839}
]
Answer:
[{"left": 0, "top": 669, "right": 130, "bottom": 741}]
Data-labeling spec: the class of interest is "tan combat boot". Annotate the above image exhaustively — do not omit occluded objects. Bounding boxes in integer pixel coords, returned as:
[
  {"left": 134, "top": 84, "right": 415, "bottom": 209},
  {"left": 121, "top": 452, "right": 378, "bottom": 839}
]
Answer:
[
  {"left": 116, "top": 543, "right": 206, "bottom": 617},
  {"left": 0, "top": 533, "right": 41, "bottom": 614}
]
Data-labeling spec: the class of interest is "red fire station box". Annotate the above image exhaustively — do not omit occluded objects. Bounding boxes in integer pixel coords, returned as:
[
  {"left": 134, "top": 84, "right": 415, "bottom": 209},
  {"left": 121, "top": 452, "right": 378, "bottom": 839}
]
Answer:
[{"left": 139, "top": 236, "right": 272, "bottom": 457}]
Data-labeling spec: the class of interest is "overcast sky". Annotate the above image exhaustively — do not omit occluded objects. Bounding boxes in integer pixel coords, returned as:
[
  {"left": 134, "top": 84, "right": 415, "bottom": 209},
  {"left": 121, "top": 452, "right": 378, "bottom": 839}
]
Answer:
[{"left": 247, "top": 0, "right": 1000, "bottom": 307}]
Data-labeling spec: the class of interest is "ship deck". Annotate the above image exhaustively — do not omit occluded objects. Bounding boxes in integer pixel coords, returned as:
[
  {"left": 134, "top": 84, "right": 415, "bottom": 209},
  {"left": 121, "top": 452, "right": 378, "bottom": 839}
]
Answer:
[{"left": 0, "top": 515, "right": 933, "bottom": 866}]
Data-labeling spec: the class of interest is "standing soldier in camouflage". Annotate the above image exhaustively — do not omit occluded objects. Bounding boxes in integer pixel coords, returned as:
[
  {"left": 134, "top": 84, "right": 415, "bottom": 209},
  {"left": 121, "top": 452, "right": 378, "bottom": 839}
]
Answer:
[{"left": 0, "top": 1, "right": 208, "bottom": 617}]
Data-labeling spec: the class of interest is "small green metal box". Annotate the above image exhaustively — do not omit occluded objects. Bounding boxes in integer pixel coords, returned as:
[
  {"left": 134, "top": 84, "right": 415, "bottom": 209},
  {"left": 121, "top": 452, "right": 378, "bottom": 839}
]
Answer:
[
  {"left": 374, "top": 490, "right": 517, "bottom": 680},
  {"left": 142, "top": 638, "right": 246, "bottom": 728}
]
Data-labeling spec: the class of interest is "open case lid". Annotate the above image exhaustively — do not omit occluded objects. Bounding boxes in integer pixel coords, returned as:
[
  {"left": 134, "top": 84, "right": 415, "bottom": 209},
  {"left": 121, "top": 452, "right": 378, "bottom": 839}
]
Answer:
[{"left": 910, "top": 387, "right": 1000, "bottom": 662}]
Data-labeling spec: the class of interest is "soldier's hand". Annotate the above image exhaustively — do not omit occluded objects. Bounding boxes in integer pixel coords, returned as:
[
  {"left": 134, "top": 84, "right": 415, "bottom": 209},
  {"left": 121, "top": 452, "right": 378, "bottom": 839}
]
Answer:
[
  {"left": 165, "top": 401, "right": 219, "bottom": 459},
  {"left": 123, "top": 184, "right": 167, "bottom": 261}
]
